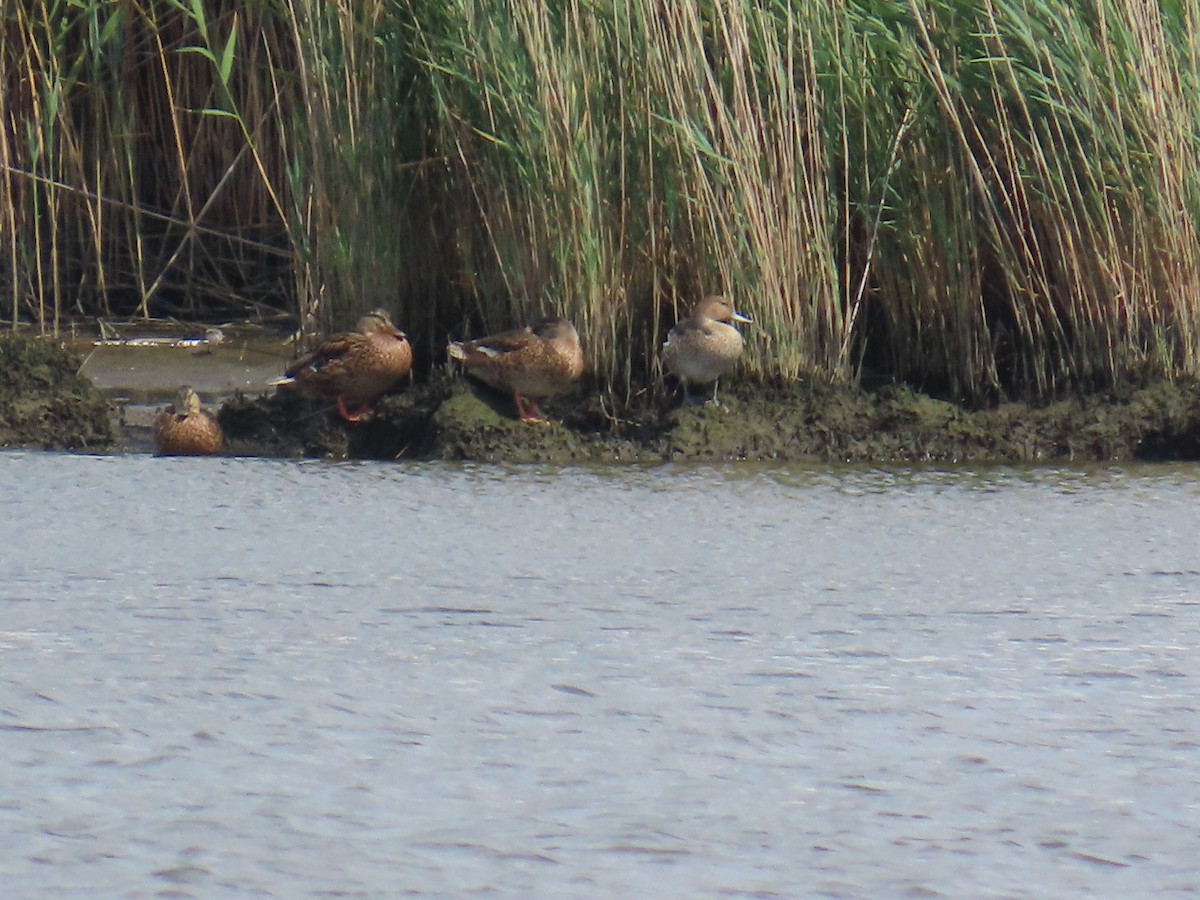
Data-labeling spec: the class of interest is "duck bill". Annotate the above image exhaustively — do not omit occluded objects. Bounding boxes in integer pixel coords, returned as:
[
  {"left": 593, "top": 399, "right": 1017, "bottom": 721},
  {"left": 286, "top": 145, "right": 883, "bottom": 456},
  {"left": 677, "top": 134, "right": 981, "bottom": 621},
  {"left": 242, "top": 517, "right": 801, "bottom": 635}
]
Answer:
[{"left": 733, "top": 311, "right": 753, "bottom": 324}]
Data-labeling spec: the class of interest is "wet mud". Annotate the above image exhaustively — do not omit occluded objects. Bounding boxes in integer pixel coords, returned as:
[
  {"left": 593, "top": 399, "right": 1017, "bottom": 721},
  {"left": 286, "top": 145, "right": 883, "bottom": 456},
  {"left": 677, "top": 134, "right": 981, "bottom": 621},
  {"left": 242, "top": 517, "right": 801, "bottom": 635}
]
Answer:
[
  {"left": 0, "top": 334, "right": 114, "bottom": 451},
  {"left": 6, "top": 332, "right": 1200, "bottom": 463},
  {"left": 217, "top": 368, "right": 1200, "bottom": 464}
]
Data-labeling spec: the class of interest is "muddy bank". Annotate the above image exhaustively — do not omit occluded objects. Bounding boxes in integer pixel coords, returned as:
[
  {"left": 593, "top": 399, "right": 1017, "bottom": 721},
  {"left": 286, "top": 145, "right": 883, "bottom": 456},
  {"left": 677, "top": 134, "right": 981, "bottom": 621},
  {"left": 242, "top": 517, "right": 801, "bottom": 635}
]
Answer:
[
  {"left": 0, "top": 334, "right": 114, "bottom": 450},
  {"left": 6, "top": 328, "right": 1200, "bottom": 463},
  {"left": 217, "top": 369, "right": 1200, "bottom": 464}
]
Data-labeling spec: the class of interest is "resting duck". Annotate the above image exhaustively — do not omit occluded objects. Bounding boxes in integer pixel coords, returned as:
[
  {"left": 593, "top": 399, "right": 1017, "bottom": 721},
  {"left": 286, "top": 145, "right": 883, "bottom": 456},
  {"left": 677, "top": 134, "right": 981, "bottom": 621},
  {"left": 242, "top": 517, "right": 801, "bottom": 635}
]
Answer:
[
  {"left": 273, "top": 309, "right": 412, "bottom": 421},
  {"left": 447, "top": 317, "right": 584, "bottom": 424},
  {"left": 662, "top": 294, "right": 752, "bottom": 405},
  {"left": 153, "top": 385, "right": 223, "bottom": 456}
]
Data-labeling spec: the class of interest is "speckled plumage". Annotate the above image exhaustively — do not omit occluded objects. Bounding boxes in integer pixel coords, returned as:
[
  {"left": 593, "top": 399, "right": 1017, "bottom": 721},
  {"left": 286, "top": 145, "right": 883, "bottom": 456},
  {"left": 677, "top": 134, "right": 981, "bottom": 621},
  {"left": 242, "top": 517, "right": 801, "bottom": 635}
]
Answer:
[
  {"left": 662, "top": 295, "right": 751, "bottom": 405},
  {"left": 275, "top": 309, "right": 412, "bottom": 421},
  {"left": 447, "top": 317, "right": 584, "bottom": 423},
  {"left": 153, "top": 386, "right": 223, "bottom": 456}
]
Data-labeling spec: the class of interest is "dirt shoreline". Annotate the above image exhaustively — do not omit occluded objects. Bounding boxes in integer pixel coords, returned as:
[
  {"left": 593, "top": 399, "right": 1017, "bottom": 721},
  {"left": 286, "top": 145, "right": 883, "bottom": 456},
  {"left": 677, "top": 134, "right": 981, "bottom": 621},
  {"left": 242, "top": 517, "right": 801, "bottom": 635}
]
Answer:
[
  {"left": 214, "top": 370, "right": 1200, "bottom": 464},
  {"left": 0, "top": 334, "right": 114, "bottom": 451},
  {"left": 4, "top": 333, "right": 1200, "bottom": 463}
]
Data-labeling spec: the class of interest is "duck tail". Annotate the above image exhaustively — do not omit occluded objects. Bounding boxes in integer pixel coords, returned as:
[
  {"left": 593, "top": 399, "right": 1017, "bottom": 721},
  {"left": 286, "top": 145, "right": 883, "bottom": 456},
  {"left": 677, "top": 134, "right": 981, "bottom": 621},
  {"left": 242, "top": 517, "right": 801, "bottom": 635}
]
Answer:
[{"left": 446, "top": 341, "right": 467, "bottom": 361}]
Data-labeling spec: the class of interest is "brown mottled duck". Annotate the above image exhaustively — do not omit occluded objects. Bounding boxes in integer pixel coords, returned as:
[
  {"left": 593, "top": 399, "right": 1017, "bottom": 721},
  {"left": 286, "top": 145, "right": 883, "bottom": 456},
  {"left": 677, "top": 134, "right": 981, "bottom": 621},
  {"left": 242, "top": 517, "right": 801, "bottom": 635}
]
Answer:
[
  {"left": 662, "top": 295, "right": 752, "bottom": 405},
  {"left": 273, "top": 309, "right": 412, "bottom": 422},
  {"left": 153, "top": 385, "right": 223, "bottom": 456},
  {"left": 447, "top": 317, "right": 584, "bottom": 424}
]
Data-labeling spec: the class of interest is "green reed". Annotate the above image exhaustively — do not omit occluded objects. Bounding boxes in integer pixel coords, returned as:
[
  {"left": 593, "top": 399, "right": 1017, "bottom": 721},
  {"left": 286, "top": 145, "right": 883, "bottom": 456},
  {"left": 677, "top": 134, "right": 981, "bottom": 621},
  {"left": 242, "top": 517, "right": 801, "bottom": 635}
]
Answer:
[{"left": 4, "top": 0, "right": 1200, "bottom": 401}]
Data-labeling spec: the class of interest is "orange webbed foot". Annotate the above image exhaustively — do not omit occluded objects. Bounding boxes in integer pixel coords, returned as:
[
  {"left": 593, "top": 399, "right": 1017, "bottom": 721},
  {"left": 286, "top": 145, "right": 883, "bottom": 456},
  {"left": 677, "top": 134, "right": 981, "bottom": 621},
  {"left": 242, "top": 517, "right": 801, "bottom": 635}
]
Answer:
[
  {"left": 514, "top": 393, "right": 549, "bottom": 425},
  {"left": 337, "top": 396, "right": 373, "bottom": 422}
]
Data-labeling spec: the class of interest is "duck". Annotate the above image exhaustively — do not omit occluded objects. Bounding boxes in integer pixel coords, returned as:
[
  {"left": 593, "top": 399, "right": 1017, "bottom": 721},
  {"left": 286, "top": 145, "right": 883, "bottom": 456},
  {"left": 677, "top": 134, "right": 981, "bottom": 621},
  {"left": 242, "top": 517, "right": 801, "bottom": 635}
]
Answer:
[
  {"left": 153, "top": 385, "right": 223, "bottom": 456},
  {"left": 662, "top": 294, "right": 752, "bottom": 405},
  {"left": 447, "top": 317, "right": 584, "bottom": 424},
  {"left": 272, "top": 309, "right": 412, "bottom": 422}
]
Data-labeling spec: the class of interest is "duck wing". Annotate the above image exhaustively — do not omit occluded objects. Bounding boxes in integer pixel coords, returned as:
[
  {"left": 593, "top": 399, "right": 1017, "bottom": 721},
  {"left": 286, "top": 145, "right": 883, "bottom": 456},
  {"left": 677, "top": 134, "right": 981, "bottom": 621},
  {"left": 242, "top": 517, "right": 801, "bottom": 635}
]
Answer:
[
  {"left": 465, "top": 326, "right": 536, "bottom": 358},
  {"left": 667, "top": 317, "right": 720, "bottom": 342},
  {"left": 285, "top": 333, "right": 361, "bottom": 377}
]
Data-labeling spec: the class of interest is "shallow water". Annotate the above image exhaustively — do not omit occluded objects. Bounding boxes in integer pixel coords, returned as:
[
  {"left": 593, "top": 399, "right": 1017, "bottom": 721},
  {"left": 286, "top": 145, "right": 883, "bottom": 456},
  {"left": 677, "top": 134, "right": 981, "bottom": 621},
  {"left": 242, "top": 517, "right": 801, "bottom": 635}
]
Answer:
[{"left": 1, "top": 453, "right": 1198, "bottom": 897}]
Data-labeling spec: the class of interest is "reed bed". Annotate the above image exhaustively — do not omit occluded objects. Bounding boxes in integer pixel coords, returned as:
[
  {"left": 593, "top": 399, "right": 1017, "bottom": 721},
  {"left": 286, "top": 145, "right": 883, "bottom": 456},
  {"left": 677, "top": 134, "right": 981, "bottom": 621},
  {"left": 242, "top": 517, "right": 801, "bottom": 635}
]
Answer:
[{"left": 3, "top": 0, "right": 1200, "bottom": 401}]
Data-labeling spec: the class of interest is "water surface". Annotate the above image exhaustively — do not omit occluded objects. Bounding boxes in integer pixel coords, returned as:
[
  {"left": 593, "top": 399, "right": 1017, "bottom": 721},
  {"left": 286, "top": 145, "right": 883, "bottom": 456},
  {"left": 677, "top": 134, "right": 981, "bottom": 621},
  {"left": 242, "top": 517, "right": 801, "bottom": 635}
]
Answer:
[{"left": 1, "top": 453, "right": 1198, "bottom": 896}]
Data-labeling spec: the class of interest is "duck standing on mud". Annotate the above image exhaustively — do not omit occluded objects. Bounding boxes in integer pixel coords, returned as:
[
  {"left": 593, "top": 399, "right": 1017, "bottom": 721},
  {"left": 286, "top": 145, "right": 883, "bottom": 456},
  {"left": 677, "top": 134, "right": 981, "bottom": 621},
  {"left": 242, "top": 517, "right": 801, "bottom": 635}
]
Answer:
[
  {"left": 273, "top": 309, "right": 412, "bottom": 422},
  {"left": 662, "top": 294, "right": 752, "bottom": 406},
  {"left": 447, "top": 317, "right": 584, "bottom": 424},
  {"left": 153, "top": 385, "right": 223, "bottom": 456}
]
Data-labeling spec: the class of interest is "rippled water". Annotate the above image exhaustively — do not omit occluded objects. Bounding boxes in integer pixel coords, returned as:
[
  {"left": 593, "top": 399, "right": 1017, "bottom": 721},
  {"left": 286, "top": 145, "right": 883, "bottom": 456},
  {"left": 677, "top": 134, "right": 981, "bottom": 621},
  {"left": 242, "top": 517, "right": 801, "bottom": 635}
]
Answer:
[{"left": 1, "top": 452, "right": 1198, "bottom": 897}]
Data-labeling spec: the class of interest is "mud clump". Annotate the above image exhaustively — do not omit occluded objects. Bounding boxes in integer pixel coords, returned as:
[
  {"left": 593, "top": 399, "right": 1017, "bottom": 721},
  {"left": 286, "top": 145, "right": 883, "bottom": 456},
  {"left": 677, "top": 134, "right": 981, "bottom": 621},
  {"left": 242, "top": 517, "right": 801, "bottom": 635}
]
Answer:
[
  {"left": 0, "top": 333, "right": 114, "bottom": 450},
  {"left": 220, "top": 371, "right": 657, "bottom": 463},
  {"left": 215, "top": 370, "right": 1200, "bottom": 464},
  {"left": 219, "top": 371, "right": 458, "bottom": 460},
  {"left": 428, "top": 379, "right": 658, "bottom": 464},
  {"left": 648, "top": 378, "right": 1200, "bottom": 463}
]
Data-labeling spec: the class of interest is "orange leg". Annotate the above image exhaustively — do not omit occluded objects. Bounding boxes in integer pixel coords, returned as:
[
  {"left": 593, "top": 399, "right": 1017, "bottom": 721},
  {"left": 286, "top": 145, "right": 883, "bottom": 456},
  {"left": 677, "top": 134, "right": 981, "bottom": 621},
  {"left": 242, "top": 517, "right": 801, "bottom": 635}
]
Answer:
[
  {"left": 337, "top": 396, "right": 373, "bottom": 422},
  {"left": 514, "top": 393, "right": 548, "bottom": 425}
]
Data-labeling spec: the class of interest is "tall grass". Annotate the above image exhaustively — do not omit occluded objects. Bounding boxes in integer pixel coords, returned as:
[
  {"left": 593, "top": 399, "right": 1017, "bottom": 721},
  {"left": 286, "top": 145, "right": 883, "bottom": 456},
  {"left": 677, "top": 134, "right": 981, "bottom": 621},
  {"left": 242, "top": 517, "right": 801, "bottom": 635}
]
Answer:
[
  {"left": 4, "top": 0, "right": 1200, "bottom": 401},
  {"left": 273, "top": 0, "right": 456, "bottom": 351},
  {"left": 1, "top": 1, "right": 296, "bottom": 330},
  {"left": 404, "top": 1, "right": 848, "bottom": 391}
]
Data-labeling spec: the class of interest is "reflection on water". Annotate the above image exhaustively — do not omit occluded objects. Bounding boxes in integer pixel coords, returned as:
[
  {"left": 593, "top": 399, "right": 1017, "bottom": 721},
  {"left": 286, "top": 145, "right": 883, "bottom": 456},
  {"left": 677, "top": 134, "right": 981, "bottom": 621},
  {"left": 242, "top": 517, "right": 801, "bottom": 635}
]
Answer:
[{"left": 1, "top": 452, "right": 1199, "bottom": 896}]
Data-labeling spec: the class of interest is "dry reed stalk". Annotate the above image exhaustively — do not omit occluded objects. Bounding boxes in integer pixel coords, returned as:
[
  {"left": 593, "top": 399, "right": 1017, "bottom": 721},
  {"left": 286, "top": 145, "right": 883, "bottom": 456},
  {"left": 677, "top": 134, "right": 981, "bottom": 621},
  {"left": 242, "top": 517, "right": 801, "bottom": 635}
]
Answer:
[{"left": 6, "top": 0, "right": 1200, "bottom": 404}]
